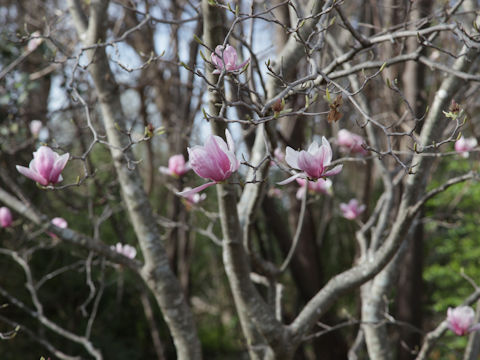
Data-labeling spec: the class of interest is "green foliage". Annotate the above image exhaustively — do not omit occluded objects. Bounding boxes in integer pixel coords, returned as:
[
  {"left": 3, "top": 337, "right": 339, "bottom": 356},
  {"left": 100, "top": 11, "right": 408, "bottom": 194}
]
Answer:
[{"left": 424, "top": 156, "right": 480, "bottom": 351}]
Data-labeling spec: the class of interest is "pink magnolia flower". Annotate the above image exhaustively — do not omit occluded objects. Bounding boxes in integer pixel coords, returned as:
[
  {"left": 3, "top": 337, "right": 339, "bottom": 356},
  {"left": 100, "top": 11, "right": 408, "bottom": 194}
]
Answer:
[
  {"left": 52, "top": 217, "right": 68, "bottom": 228},
  {"left": 27, "top": 31, "right": 43, "bottom": 52},
  {"left": 278, "top": 137, "right": 343, "bottom": 185},
  {"left": 29, "top": 120, "right": 43, "bottom": 137},
  {"left": 112, "top": 242, "right": 137, "bottom": 259},
  {"left": 447, "top": 306, "right": 480, "bottom": 336},
  {"left": 340, "top": 199, "right": 366, "bottom": 220},
  {"left": 0, "top": 207, "right": 13, "bottom": 228},
  {"left": 177, "top": 129, "right": 239, "bottom": 198},
  {"left": 211, "top": 44, "right": 250, "bottom": 74},
  {"left": 159, "top": 154, "right": 191, "bottom": 177},
  {"left": 455, "top": 136, "right": 477, "bottom": 158},
  {"left": 296, "top": 178, "right": 332, "bottom": 200},
  {"left": 49, "top": 217, "right": 68, "bottom": 239},
  {"left": 16, "top": 146, "right": 69, "bottom": 186},
  {"left": 337, "top": 129, "right": 368, "bottom": 155},
  {"left": 181, "top": 187, "right": 207, "bottom": 205}
]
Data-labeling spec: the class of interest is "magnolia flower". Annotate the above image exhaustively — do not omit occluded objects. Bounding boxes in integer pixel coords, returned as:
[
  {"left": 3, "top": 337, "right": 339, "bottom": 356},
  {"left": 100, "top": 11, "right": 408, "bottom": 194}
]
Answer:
[
  {"left": 182, "top": 187, "right": 207, "bottom": 205},
  {"left": 447, "top": 306, "right": 480, "bottom": 336},
  {"left": 278, "top": 137, "right": 343, "bottom": 185},
  {"left": 49, "top": 217, "right": 68, "bottom": 239},
  {"left": 455, "top": 136, "right": 477, "bottom": 158},
  {"left": 0, "top": 207, "right": 13, "bottom": 228},
  {"left": 211, "top": 44, "right": 250, "bottom": 74},
  {"left": 27, "top": 31, "right": 43, "bottom": 52},
  {"left": 340, "top": 199, "right": 365, "bottom": 220},
  {"left": 296, "top": 178, "right": 332, "bottom": 200},
  {"left": 52, "top": 217, "right": 68, "bottom": 228},
  {"left": 16, "top": 146, "right": 69, "bottom": 186},
  {"left": 112, "top": 243, "right": 137, "bottom": 259},
  {"left": 29, "top": 120, "right": 43, "bottom": 137},
  {"left": 337, "top": 129, "right": 367, "bottom": 155},
  {"left": 177, "top": 130, "right": 239, "bottom": 198},
  {"left": 159, "top": 154, "right": 191, "bottom": 177}
]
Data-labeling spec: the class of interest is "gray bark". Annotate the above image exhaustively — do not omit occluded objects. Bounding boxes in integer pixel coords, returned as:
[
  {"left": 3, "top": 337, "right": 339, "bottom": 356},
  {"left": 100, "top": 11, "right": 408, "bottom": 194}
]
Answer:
[{"left": 66, "top": 1, "right": 201, "bottom": 359}]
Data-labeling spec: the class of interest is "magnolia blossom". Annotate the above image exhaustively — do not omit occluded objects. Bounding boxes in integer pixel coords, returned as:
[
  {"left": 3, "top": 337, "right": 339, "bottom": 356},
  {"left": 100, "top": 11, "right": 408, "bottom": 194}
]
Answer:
[
  {"left": 447, "top": 306, "right": 480, "bottom": 336},
  {"left": 211, "top": 44, "right": 250, "bottom": 74},
  {"left": 112, "top": 243, "right": 137, "bottom": 259},
  {"left": 278, "top": 137, "right": 343, "bottom": 185},
  {"left": 0, "top": 207, "right": 13, "bottom": 228},
  {"left": 177, "top": 130, "right": 239, "bottom": 198},
  {"left": 159, "top": 154, "right": 190, "bottom": 177},
  {"left": 52, "top": 217, "right": 68, "bottom": 228},
  {"left": 455, "top": 136, "right": 477, "bottom": 158},
  {"left": 181, "top": 187, "right": 207, "bottom": 205},
  {"left": 49, "top": 217, "right": 68, "bottom": 239},
  {"left": 296, "top": 178, "right": 332, "bottom": 200},
  {"left": 337, "top": 129, "right": 367, "bottom": 155},
  {"left": 16, "top": 146, "right": 69, "bottom": 186},
  {"left": 29, "top": 120, "right": 43, "bottom": 137},
  {"left": 340, "top": 199, "right": 366, "bottom": 220},
  {"left": 27, "top": 31, "right": 43, "bottom": 52}
]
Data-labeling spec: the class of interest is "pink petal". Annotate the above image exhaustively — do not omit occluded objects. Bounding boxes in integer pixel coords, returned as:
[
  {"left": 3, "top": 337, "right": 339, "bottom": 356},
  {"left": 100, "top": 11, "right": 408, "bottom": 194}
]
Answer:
[
  {"left": 189, "top": 146, "right": 224, "bottom": 181},
  {"left": 231, "top": 58, "right": 250, "bottom": 71},
  {"left": 225, "top": 129, "right": 235, "bottom": 153},
  {"left": 205, "top": 136, "right": 232, "bottom": 180},
  {"left": 50, "top": 152, "right": 69, "bottom": 184},
  {"left": 298, "top": 151, "right": 322, "bottom": 178},
  {"left": 159, "top": 166, "right": 172, "bottom": 175},
  {"left": 296, "top": 186, "right": 306, "bottom": 200},
  {"left": 320, "top": 137, "right": 333, "bottom": 164},
  {"left": 323, "top": 164, "right": 343, "bottom": 177},
  {"left": 277, "top": 172, "right": 304, "bottom": 185},
  {"left": 16, "top": 165, "right": 48, "bottom": 185},
  {"left": 177, "top": 181, "right": 217, "bottom": 197},
  {"left": 285, "top": 147, "right": 300, "bottom": 169}
]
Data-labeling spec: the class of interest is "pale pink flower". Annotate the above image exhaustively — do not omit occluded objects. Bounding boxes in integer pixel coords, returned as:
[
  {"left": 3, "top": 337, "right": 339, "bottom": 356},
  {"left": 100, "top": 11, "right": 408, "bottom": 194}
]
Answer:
[
  {"left": 49, "top": 217, "right": 68, "bottom": 239},
  {"left": 337, "top": 129, "right": 368, "bottom": 155},
  {"left": 29, "top": 120, "right": 43, "bottom": 137},
  {"left": 182, "top": 187, "right": 207, "bottom": 205},
  {"left": 159, "top": 154, "right": 191, "bottom": 177},
  {"left": 340, "top": 199, "right": 365, "bottom": 220},
  {"left": 27, "top": 31, "right": 43, "bottom": 52},
  {"left": 0, "top": 207, "right": 13, "bottom": 228},
  {"left": 295, "top": 178, "right": 332, "bottom": 200},
  {"left": 16, "top": 146, "right": 69, "bottom": 186},
  {"left": 447, "top": 306, "right": 480, "bottom": 336},
  {"left": 455, "top": 136, "right": 477, "bottom": 158},
  {"left": 211, "top": 44, "right": 250, "bottom": 74},
  {"left": 278, "top": 137, "right": 343, "bottom": 185},
  {"left": 177, "top": 130, "right": 239, "bottom": 198},
  {"left": 112, "top": 243, "right": 137, "bottom": 259},
  {"left": 51, "top": 217, "right": 68, "bottom": 229}
]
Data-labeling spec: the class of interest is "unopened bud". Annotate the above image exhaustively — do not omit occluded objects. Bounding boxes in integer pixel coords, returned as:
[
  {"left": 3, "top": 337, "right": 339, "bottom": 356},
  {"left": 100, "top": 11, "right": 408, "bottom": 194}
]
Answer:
[{"left": 272, "top": 99, "right": 284, "bottom": 113}]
